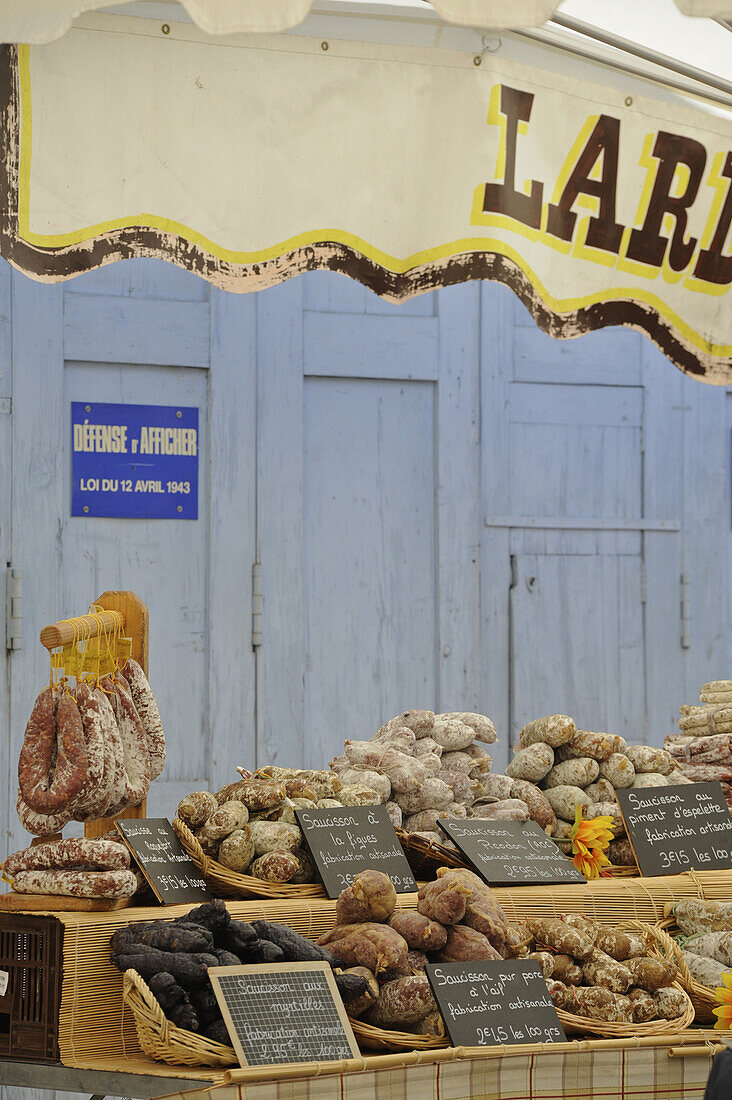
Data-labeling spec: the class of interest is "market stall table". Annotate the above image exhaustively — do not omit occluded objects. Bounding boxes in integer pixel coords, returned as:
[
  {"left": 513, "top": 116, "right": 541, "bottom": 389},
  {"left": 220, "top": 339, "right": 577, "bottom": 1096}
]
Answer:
[
  {"left": 2, "top": 1034, "right": 727, "bottom": 1100},
  {"left": 0, "top": 1058, "right": 214, "bottom": 1098}
]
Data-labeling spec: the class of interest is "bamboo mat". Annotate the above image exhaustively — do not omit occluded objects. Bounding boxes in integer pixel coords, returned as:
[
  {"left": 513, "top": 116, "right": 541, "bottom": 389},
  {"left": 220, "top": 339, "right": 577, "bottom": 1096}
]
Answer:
[{"left": 51, "top": 870, "right": 732, "bottom": 1074}]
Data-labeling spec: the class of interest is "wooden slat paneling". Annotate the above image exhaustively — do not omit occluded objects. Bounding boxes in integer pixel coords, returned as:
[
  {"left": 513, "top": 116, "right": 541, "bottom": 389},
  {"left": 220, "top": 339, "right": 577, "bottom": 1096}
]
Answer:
[
  {"left": 8, "top": 277, "right": 66, "bottom": 851},
  {"left": 509, "top": 381, "right": 644, "bottom": 427},
  {"left": 435, "top": 283, "right": 481, "bottom": 713},
  {"left": 0, "top": 260, "right": 12, "bottom": 877},
  {"left": 479, "top": 282, "right": 513, "bottom": 767},
  {"left": 208, "top": 288, "right": 257, "bottom": 789},
  {"left": 510, "top": 553, "right": 644, "bottom": 742},
  {"left": 256, "top": 279, "right": 306, "bottom": 767},
  {"left": 304, "top": 311, "right": 439, "bottom": 380},
  {"left": 513, "top": 326, "right": 642, "bottom": 386},
  {"left": 302, "top": 376, "right": 437, "bottom": 764},
  {"left": 681, "top": 367, "right": 728, "bottom": 703},
  {"left": 64, "top": 295, "right": 210, "bottom": 367}
]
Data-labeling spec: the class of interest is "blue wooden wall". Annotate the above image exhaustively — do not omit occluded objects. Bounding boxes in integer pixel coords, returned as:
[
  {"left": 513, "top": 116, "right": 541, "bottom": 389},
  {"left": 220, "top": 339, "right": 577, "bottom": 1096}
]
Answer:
[{"left": 0, "top": 257, "right": 729, "bottom": 1100}]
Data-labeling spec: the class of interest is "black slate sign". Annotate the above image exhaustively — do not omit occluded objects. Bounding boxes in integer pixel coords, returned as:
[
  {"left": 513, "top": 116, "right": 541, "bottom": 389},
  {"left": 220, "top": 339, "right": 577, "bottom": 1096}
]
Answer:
[
  {"left": 616, "top": 781, "right": 732, "bottom": 877},
  {"left": 425, "top": 960, "right": 566, "bottom": 1048},
  {"left": 208, "top": 962, "right": 360, "bottom": 1068},
  {"left": 116, "top": 818, "right": 211, "bottom": 904},
  {"left": 438, "top": 818, "right": 585, "bottom": 886},
  {"left": 294, "top": 805, "right": 417, "bottom": 897}
]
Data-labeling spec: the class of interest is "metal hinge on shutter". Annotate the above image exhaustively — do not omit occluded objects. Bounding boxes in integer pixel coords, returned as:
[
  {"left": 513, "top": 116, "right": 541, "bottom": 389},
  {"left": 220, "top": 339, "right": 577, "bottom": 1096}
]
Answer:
[
  {"left": 6, "top": 567, "right": 22, "bottom": 650},
  {"left": 680, "top": 573, "right": 691, "bottom": 649},
  {"left": 252, "top": 562, "right": 262, "bottom": 648}
]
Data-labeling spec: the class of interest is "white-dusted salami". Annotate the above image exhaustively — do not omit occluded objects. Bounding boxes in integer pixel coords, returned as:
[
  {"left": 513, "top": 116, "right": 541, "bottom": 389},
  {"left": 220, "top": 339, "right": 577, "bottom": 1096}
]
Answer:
[
  {"left": 110, "top": 673, "right": 150, "bottom": 807},
  {"left": 554, "top": 731, "right": 616, "bottom": 762},
  {"left": 519, "top": 715, "right": 575, "bottom": 749},
  {"left": 3, "top": 837, "right": 131, "bottom": 875},
  {"left": 544, "top": 758, "right": 600, "bottom": 789},
  {"left": 72, "top": 681, "right": 113, "bottom": 820},
  {"left": 12, "top": 868, "right": 138, "bottom": 898},
  {"left": 18, "top": 687, "right": 88, "bottom": 814},
  {"left": 16, "top": 788, "right": 73, "bottom": 837},
  {"left": 440, "top": 712, "right": 498, "bottom": 744},
  {"left": 624, "top": 745, "right": 674, "bottom": 775},
  {"left": 122, "top": 658, "right": 166, "bottom": 780}
]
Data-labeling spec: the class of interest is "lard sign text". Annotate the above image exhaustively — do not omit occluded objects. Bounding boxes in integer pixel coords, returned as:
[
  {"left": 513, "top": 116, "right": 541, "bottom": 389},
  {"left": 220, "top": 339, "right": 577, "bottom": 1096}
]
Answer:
[{"left": 71, "top": 402, "right": 199, "bottom": 519}]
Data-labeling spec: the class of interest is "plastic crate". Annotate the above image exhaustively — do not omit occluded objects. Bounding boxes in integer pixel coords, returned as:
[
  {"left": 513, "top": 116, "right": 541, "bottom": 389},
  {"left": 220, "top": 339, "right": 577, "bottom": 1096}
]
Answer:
[{"left": 0, "top": 913, "right": 62, "bottom": 1062}]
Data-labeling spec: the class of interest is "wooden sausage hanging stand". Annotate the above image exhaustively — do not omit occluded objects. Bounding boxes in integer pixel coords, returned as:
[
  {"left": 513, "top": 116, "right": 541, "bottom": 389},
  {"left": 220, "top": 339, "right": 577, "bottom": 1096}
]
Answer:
[
  {"left": 39, "top": 590, "right": 150, "bottom": 839},
  {"left": 0, "top": 591, "right": 149, "bottom": 912}
]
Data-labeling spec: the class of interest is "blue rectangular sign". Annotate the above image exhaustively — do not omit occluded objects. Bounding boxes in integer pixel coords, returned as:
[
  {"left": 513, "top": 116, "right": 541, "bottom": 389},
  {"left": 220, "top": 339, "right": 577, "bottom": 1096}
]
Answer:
[{"left": 71, "top": 402, "right": 199, "bottom": 519}]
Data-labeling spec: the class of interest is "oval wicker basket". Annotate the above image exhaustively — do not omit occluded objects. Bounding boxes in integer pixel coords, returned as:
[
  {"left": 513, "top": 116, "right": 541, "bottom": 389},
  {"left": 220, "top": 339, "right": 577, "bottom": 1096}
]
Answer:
[
  {"left": 350, "top": 1017, "right": 449, "bottom": 1052},
  {"left": 123, "top": 969, "right": 237, "bottom": 1067},
  {"left": 123, "top": 967, "right": 445, "bottom": 1061},
  {"left": 395, "top": 829, "right": 470, "bottom": 877},
  {"left": 656, "top": 917, "right": 720, "bottom": 1024},
  {"left": 400, "top": 828, "right": 637, "bottom": 880},
  {"left": 173, "top": 818, "right": 326, "bottom": 899},
  {"left": 556, "top": 920, "right": 695, "bottom": 1037}
]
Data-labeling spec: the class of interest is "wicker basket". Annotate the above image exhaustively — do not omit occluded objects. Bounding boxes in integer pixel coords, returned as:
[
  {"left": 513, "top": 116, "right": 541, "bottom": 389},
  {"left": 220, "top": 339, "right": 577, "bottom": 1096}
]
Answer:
[
  {"left": 123, "top": 967, "right": 446, "bottom": 1061},
  {"left": 122, "top": 969, "right": 237, "bottom": 1067},
  {"left": 400, "top": 828, "right": 637, "bottom": 881},
  {"left": 350, "top": 1017, "right": 448, "bottom": 1052},
  {"left": 657, "top": 917, "right": 719, "bottom": 1024},
  {"left": 556, "top": 920, "right": 695, "bottom": 1037},
  {"left": 395, "top": 829, "right": 469, "bottom": 877},
  {"left": 173, "top": 818, "right": 326, "bottom": 900}
]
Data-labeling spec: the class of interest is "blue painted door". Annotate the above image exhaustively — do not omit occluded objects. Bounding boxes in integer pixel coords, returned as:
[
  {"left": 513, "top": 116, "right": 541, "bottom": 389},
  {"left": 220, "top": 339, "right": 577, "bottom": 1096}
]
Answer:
[
  {"left": 4, "top": 260, "right": 257, "bottom": 862},
  {"left": 255, "top": 274, "right": 482, "bottom": 769},
  {"left": 478, "top": 282, "right": 726, "bottom": 767}
]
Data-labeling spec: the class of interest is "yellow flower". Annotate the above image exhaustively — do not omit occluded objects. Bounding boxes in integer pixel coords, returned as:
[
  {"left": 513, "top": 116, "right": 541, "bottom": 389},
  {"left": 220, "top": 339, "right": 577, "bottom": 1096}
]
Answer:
[
  {"left": 570, "top": 806, "right": 614, "bottom": 880},
  {"left": 713, "top": 971, "right": 732, "bottom": 1030}
]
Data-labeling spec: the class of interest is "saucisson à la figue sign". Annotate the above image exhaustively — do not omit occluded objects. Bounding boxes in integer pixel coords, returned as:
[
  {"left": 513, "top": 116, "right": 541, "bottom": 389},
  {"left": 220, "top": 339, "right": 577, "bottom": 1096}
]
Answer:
[{"left": 294, "top": 805, "right": 417, "bottom": 898}]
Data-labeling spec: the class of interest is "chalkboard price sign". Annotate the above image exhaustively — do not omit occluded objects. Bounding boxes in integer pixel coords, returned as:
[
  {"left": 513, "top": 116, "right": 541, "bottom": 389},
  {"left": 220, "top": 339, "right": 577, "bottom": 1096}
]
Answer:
[
  {"left": 116, "top": 818, "right": 211, "bottom": 905},
  {"left": 437, "top": 818, "right": 585, "bottom": 886},
  {"left": 294, "top": 805, "right": 417, "bottom": 898},
  {"left": 616, "top": 781, "right": 732, "bottom": 878},
  {"left": 425, "top": 960, "right": 566, "bottom": 1048},
  {"left": 209, "top": 962, "right": 361, "bottom": 1068}
]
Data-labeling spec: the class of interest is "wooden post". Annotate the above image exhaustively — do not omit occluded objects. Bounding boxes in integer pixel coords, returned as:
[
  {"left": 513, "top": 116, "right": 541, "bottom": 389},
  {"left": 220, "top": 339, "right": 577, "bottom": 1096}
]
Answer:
[{"left": 38, "top": 590, "right": 150, "bottom": 840}]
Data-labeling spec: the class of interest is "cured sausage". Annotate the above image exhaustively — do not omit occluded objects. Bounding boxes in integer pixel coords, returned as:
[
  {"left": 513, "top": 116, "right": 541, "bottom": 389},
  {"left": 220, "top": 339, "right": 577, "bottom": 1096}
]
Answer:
[
  {"left": 3, "top": 837, "right": 131, "bottom": 876},
  {"left": 18, "top": 687, "right": 88, "bottom": 814},
  {"left": 122, "top": 658, "right": 166, "bottom": 780},
  {"left": 71, "top": 681, "right": 108, "bottom": 820},
  {"left": 16, "top": 788, "right": 72, "bottom": 837},
  {"left": 109, "top": 673, "right": 150, "bottom": 809},
  {"left": 18, "top": 687, "right": 56, "bottom": 810},
  {"left": 99, "top": 676, "right": 128, "bottom": 814},
  {"left": 11, "top": 868, "right": 137, "bottom": 898}
]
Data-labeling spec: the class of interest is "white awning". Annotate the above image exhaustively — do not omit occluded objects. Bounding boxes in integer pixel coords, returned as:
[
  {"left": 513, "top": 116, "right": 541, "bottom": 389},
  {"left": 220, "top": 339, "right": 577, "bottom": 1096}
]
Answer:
[
  {"left": 0, "top": 0, "right": 730, "bottom": 41},
  {"left": 0, "top": 2, "right": 729, "bottom": 380}
]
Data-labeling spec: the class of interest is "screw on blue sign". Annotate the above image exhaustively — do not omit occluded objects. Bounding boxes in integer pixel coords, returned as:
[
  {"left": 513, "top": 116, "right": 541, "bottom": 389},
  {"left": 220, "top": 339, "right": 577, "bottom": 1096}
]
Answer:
[{"left": 71, "top": 402, "right": 199, "bottom": 519}]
